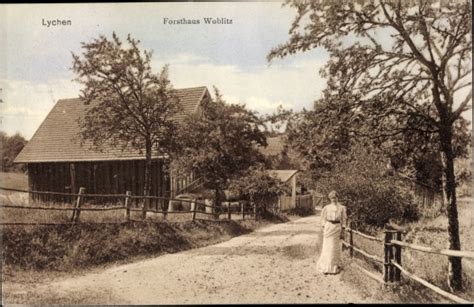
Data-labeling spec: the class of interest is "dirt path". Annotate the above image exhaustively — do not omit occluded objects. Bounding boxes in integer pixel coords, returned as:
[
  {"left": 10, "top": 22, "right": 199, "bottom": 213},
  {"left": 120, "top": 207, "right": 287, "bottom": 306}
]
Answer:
[{"left": 43, "top": 215, "right": 373, "bottom": 304}]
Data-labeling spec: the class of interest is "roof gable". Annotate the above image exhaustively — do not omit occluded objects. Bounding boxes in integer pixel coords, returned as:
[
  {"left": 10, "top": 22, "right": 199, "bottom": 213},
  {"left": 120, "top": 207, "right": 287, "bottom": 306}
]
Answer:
[
  {"left": 269, "top": 170, "right": 298, "bottom": 183},
  {"left": 15, "top": 86, "right": 209, "bottom": 163}
]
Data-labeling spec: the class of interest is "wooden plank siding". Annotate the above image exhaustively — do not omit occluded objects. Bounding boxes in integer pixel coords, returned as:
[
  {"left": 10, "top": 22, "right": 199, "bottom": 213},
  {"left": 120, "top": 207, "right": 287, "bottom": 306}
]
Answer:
[{"left": 27, "top": 159, "right": 168, "bottom": 205}]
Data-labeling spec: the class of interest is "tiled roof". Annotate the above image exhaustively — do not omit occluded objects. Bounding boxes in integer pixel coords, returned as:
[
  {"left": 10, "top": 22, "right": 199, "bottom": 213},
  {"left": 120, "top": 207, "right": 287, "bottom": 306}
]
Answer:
[
  {"left": 259, "top": 135, "right": 301, "bottom": 166},
  {"left": 259, "top": 136, "right": 285, "bottom": 156},
  {"left": 15, "top": 86, "right": 209, "bottom": 163}
]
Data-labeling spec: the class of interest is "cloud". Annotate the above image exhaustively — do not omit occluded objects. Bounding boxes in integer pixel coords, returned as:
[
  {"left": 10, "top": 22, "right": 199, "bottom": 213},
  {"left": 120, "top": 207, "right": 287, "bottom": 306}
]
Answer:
[
  {"left": 0, "top": 78, "right": 81, "bottom": 139},
  {"left": 244, "top": 97, "right": 294, "bottom": 112},
  {"left": 152, "top": 53, "right": 327, "bottom": 115}
]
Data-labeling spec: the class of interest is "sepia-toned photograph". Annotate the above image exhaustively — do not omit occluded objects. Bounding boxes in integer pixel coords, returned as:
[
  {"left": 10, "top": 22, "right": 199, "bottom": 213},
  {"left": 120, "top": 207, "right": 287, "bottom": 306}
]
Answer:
[{"left": 0, "top": 0, "right": 472, "bottom": 304}]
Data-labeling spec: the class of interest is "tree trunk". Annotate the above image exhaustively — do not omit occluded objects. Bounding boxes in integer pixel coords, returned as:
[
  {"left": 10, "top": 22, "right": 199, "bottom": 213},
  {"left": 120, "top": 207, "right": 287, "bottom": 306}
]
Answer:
[
  {"left": 438, "top": 151, "right": 449, "bottom": 215},
  {"left": 142, "top": 138, "right": 152, "bottom": 219},
  {"left": 439, "top": 125, "right": 463, "bottom": 291}
]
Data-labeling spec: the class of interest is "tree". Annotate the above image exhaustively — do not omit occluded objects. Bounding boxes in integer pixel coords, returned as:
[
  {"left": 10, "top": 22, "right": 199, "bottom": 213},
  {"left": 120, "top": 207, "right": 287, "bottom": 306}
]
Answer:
[
  {"left": 1, "top": 131, "right": 27, "bottom": 172},
  {"left": 173, "top": 88, "right": 267, "bottom": 215},
  {"left": 269, "top": 0, "right": 471, "bottom": 290},
  {"left": 72, "top": 33, "right": 181, "bottom": 208},
  {"left": 284, "top": 103, "right": 355, "bottom": 178},
  {"left": 228, "top": 165, "right": 285, "bottom": 217}
]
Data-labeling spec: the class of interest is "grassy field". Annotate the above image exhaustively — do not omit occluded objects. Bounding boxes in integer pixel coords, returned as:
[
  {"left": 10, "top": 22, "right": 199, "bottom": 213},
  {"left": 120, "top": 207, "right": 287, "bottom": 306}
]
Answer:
[
  {"left": 0, "top": 171, "right": 28, "bottom": 190},
  {"left": 340, "top": 196, "right": 473, "bottom": 303}
]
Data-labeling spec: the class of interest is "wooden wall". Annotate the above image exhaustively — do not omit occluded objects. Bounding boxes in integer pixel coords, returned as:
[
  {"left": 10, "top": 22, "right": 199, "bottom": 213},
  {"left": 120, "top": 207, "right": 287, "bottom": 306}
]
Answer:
[{"left": 28, "top": 159, "right": 170, "bottom": 208}]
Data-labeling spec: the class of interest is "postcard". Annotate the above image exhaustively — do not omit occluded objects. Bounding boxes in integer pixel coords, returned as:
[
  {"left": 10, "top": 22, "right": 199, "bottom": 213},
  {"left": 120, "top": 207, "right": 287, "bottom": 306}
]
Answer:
[{"left": 1, "top": 1, "right": 472, "bottom": 304}]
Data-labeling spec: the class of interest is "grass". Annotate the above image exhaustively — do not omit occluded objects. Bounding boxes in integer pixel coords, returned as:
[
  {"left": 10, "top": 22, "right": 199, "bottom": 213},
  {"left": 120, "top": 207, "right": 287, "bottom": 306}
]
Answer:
[
  {"left": 0, "top": 171, "right": 28, "bottom": 190},
  {"left": 339, "top": 196, "right": 473, "bottom": 303}
]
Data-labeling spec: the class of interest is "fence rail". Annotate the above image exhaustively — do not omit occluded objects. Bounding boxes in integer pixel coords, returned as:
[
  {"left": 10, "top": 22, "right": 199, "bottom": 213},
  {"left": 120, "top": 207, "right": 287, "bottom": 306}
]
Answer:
[
  {"left": 342, "top": 224, "right": 473, "bottom": 304},
  {"left": 391, "top": 239, "right": 474, "bottom": 259},
  {"left": 342, "top": 241, "right": 383, "bottom": 264},
  {"left": 0, "top": 186, "right": 258, "bottom": 225},
  {"left": 391, "top": 262, "right": 471, "bottom": 304},
  {"left": 342, "top": 226, "right": 383, "bottom": 242},
  {"left": 1, "top": 204, "right": 127, "bottom": 211},
  {"left": 352, "top": 262, "right": 384, "bottom": 284}
]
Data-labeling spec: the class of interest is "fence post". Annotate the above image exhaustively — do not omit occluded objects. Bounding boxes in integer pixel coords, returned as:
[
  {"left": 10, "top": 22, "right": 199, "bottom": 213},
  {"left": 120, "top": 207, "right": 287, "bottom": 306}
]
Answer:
[
  {"left": 163, "top": 199, "right": 168, "bottom": 220},
  {"left": 69, "top": 163, "right": 76, "bottom": 204},
  {"left": 394, "top": 231, "right": 402, "bottom": 283},
  {"left": 253, "top": 202, "right": 257, "bottom": 220},
  {"left": 241, "top": 201, "right": 245, "bottom": 220},
  {"left": 124, "top": 191, "right": 131, "bottom": 222},
  {"left": 383, "top": 230, "right": 393, "bottom": 284},
  {"left": 71, "top": 187, "right": 85, "bottom": 223},
  {"left": 228, "top": 203, "right": 232, "bottom": 220},
  {"left": 141, "top": 198, "right": 148, "bottom": 220},
  {"left": 192, "top": 200, "right": 197, "bottom": 221},
  {"left": 349, "top": 226, "right": 354, "bottom": 258}
]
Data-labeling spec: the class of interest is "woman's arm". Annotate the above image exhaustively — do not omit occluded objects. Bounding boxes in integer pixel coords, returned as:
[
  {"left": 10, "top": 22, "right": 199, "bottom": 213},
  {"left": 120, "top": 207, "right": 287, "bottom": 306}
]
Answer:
[
  {"left": 340, "top": 205, "right": 347, "bottom": 239},
  {"left": 342, "top": 205, "right": 348, "bottom": 227},
  {"left": 321, "top": 206, "right": 326, "bottom": 230}
]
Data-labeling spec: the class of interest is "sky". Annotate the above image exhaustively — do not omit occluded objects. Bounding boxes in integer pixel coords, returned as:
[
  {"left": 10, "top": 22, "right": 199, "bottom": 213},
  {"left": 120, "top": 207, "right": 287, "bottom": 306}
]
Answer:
[{"left": 0, "top": 2, "right": 471, "bottom": 140}]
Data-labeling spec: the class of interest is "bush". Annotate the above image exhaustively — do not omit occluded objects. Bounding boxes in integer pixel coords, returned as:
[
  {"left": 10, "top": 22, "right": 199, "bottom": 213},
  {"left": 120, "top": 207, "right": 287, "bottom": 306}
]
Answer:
[
  {"left": 228, "top": 165, "right": 284, "bottom": 215},
  {"left": 314, "top": 146, "right": 419, "bottom": 232}
]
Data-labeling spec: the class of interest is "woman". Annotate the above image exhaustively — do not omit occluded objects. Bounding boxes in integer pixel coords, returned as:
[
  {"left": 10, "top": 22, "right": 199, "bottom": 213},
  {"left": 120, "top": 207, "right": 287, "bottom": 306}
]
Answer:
[{"left": 316, "top": 190, "right": 347, "bottom": 274}]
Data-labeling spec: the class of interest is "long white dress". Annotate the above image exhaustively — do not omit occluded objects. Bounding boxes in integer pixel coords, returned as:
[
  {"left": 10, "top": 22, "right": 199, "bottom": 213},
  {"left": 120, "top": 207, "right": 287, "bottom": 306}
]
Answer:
[{"left": 316, "top": 202, "right": 347, "bottom": 274}]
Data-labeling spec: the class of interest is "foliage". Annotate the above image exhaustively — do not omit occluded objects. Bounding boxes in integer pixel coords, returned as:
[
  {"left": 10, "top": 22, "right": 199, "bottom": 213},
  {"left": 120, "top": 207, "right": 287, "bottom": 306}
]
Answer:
[
  {"left": 228, "top": 165, "right": 284, "bottom": 214},
  {"left": 172, "top": 88, "right": 267, "bottom": 206},
  {"left": 72, "top": 33, "right": 181, "bottom": 197},
  {"left": 315, "top": 145, "right": 419, "bottom": 232},
  {"left": 285, "top": 105, "right": 355, "bottom": 178},
  {"left": 1, "top": 131, "right": 27, "bottom": 172},
  {"left": 454, "top": 147, "right": 472, "bottom": 197}
]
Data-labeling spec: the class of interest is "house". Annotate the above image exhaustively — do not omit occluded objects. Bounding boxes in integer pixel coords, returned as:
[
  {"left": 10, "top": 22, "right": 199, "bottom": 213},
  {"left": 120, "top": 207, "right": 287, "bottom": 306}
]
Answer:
[
  {"left": 14, "top": 86, "right": 211, "bottom": 206},
  {"left": 269, "top": 169, "right": 298, "bottom": 210},
  {"left": 260, "top": 135, "right": 302, "bottom": 170}
]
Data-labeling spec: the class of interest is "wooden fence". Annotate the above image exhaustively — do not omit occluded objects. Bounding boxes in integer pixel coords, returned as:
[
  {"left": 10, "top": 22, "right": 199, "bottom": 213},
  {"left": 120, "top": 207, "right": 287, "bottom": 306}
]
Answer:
[
  {"left": 279, "top": 195, "right": 293, "bottom": 211},
  {"left": 0, "top": 186, "right": 258, "bottom": 225},
  {"left": 296, "top": 194, "right": 313, "bottom": 210},
  {"left": 279, "top": 194, "right": 315, "bottom": 211},
  {"left": 342, "top": 225, "right": 473, "bottom": 304},
  {"left": 312, "top": 193, "right": 325, "bottom": 208}
]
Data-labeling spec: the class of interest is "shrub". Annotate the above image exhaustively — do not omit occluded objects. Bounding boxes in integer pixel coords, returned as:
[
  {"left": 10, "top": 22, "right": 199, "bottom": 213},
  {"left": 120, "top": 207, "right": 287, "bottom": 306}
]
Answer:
[
  {"left": 314, "top": 146, "right": 419, "bottom": 232},
  {"left": 228, "top": 165, "right": 284, "bottom": 216}
]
